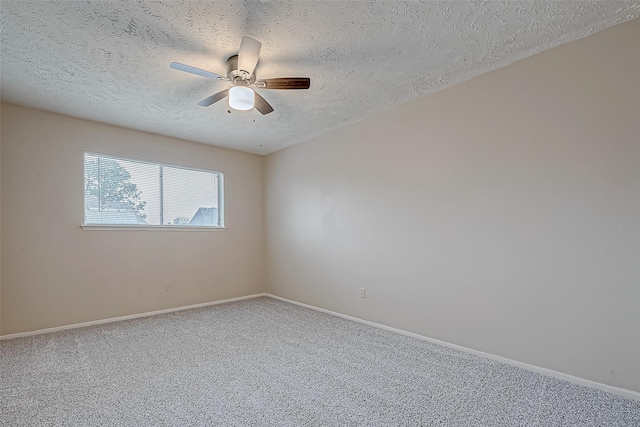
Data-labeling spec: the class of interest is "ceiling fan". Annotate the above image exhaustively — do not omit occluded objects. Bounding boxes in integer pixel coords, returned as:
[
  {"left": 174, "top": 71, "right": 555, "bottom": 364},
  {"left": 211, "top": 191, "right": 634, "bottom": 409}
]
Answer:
[{"left": 170, "top": 36, "right": 310, "bottom": 115}]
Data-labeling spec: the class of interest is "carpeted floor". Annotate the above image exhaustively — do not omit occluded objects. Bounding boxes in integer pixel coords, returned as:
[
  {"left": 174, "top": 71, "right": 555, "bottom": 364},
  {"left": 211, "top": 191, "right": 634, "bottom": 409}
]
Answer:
[{"left": 1, "top": 297, "right": 638, "bottom": 426}]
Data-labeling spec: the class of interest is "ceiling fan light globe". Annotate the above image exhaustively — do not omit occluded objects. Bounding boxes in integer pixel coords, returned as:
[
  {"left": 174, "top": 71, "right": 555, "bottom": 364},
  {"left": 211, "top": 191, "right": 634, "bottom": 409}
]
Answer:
[{"left": 229, "top": 86, "right": 254, "bottom": 111}]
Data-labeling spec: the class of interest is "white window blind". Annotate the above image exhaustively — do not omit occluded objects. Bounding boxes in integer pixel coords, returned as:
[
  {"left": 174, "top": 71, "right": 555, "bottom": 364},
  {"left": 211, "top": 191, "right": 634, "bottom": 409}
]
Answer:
[{"left": 84, "top": 153, "right": 223, "bottom": 227}]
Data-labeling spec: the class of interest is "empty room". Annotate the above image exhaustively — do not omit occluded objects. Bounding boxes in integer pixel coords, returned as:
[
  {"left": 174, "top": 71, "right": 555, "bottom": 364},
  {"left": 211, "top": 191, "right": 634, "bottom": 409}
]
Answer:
[{"left": 1, "top": 1, "right": 639, "bottom": 425}]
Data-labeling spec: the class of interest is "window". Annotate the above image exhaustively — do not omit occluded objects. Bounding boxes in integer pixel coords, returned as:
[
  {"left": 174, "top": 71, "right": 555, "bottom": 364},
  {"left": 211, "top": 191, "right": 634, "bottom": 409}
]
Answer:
[{"left": 84, "top": 153, "right": 223, "bottom": 228}]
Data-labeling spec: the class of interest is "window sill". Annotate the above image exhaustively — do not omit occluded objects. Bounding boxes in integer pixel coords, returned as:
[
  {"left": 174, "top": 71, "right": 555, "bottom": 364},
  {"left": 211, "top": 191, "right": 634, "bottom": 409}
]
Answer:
[{"left": 81, "top": 224, "right": 227, "bottom": 231}]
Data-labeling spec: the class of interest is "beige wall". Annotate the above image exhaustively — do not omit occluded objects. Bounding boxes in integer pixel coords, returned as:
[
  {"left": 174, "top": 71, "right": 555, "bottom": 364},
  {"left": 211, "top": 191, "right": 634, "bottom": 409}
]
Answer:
[
  {"left": 264, "top": 18, "right": 640, "bottom": 392},
  {"left": 1, "top": 104, "right": 264, "bottom": 334}
]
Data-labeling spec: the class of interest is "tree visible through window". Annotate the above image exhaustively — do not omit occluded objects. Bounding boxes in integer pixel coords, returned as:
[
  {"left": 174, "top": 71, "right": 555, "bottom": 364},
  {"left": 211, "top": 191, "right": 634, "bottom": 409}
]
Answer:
[
  {"left": 84, "top": 153, "right": 223, "bottom": 227},
  {"left": 85, "top": 157, "right": 147, "bottom": 220}
]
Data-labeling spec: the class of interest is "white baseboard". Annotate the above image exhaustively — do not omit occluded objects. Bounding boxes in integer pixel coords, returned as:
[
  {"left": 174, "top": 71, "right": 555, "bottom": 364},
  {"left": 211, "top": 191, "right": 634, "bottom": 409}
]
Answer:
[
  {"left": 265, "top": 293, "right": 640, "bottom": 401},
  {"left": 0, "top": 293, "right": 266, "bottom": 340}
]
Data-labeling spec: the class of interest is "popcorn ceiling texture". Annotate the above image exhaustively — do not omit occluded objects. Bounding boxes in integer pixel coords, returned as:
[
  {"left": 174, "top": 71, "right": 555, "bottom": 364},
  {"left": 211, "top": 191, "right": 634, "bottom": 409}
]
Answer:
[
  {"left": 2, "top": 297, "right": 639, "bottom": 426},
  {"left": 1, "top": 1, "right": 639, "bottom": 154}
]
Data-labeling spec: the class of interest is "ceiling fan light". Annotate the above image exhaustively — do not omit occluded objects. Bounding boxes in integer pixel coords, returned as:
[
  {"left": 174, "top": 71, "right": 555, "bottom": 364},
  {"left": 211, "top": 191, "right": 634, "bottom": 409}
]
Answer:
[{"left": 229, "top": 86, "right": 254, "bottom": 111}]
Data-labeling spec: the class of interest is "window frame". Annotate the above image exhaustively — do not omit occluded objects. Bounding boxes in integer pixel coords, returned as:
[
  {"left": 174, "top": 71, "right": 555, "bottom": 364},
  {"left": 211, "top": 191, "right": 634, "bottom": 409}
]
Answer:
[{"left": 81, "top": 152, "right": 225, "bottom": 231}]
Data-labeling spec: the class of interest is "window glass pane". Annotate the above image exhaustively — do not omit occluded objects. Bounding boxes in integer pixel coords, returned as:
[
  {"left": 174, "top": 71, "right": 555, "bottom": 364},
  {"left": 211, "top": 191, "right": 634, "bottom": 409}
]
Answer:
[
  {"left": 84, "top": 154, "right": 160, "bottom": 225},
  {"left": 163, "top": 166, "right": 218, "bottom": 226}
]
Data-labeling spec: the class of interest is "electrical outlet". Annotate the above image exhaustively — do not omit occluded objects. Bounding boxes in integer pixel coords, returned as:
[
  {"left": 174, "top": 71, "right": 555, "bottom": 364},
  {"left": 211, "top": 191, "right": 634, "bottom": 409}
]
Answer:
[
  {"left": 359, "top": 288, "right": 366, "bottom": 299},
  {"left": 164, "top": 281, "right": 172, "bottom": 291}
]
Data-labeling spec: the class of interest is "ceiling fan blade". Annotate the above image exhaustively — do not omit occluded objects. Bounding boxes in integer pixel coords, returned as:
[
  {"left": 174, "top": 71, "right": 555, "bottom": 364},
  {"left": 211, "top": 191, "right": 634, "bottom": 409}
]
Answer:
[
  {"left": 253, "top": 91, "right": 274, "bottom": 115},
  {"left": 170, "top": 62, "right": 225, "bottom": 80},
  {"left": 256, "top": 77, "right": 311, "bottom": 90},
  {"left": 197, "top": 89, "right": 230, "bottom": 107},
  {"left": 238, "top": 36, "right": 261, "bottom": 75}
]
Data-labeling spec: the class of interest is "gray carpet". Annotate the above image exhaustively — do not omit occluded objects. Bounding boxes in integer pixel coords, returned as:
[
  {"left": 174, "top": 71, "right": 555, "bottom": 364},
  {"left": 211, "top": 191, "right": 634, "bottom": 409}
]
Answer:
[{"left": 1, "top": 297, "right": 638, "bottom": 426}]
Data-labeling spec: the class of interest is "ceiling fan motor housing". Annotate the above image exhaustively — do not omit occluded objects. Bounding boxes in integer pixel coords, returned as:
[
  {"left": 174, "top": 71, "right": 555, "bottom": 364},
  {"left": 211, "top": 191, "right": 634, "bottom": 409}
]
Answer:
[{"left": 226, "top": 55, "right": 256, "bottom": 84}]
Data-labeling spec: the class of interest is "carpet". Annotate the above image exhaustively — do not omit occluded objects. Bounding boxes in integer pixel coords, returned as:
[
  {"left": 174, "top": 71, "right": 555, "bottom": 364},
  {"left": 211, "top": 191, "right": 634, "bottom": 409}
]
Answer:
[{"left": 1, "top": 297, "right": 638, "bottom": 426}]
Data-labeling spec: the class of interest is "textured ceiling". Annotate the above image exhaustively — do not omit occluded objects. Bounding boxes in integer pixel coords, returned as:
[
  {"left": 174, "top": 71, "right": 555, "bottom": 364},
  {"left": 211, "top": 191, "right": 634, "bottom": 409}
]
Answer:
[{"left": 1, "top": 1, "right": 639, "bottom": 155}]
